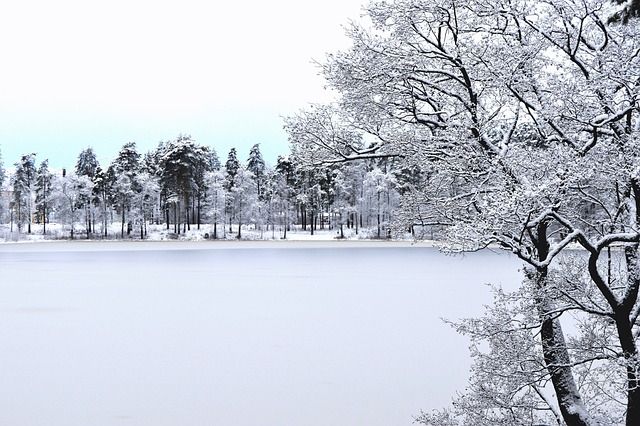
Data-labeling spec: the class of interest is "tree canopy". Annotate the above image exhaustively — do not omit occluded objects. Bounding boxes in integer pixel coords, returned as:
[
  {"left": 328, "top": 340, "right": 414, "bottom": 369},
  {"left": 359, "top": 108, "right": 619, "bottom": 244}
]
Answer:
[{"left": 286, "top": 0, "right": 640, "bottom": 424}]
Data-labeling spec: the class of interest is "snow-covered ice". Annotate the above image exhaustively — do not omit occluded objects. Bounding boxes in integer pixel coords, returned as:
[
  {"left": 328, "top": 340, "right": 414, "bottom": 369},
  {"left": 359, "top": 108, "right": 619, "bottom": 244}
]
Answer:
[{"left": 0, "top": 241, "right": 522, "bottom": 425}]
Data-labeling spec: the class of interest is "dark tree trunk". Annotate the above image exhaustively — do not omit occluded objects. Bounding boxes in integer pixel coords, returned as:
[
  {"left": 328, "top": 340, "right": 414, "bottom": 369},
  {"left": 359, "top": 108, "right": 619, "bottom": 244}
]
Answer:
[
  {"left": 120, "top": 205, "right": 125, "bottom": 238},
  {"left": 533, "top": 222, "right": 594, "bottom": 426}
]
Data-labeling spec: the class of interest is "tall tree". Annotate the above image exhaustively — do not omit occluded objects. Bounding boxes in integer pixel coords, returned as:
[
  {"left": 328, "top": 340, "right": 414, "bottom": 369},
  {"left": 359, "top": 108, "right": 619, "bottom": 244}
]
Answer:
[
  {"left": 0, "top": 148, "right": 5, "bottom": 222},
  {"left": 34, "top": 160, "right": 53, "bottom": 235},
  {"left": 205, "top": 169, "right": 227, "bottom": 239},
  {"left": 157, "top": 135, "right": 213, "bottom": 233},
  {"left": 92, "top": 166, "right": 111, "bottom": 237},
  {"left": 12, "top": 153, "right": 37, "bottom": 233},
  {"left": 287, "top": 0, "right": 640, "bottom": 424},
  {"left": 53, "top": 172, "right": 92, "bottom": 239},
  {"left": 75, "top": 147, "right": 99, "bottom": 178},
  {"left": 109, "top": 142, "right": 141, "bottom": 237},
  {"left": 247, "top": 143, "right": 266, "bottom": 199},
  {"left": 224, "top": 148, "right": 240, "bottom": 233},
  {"left": 76, "top": 147, "right": 100, "bottom": 237}
]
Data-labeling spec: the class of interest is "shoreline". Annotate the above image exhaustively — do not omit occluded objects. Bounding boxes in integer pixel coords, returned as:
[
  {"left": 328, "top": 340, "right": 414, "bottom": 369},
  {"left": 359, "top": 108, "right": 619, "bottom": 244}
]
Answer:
[{"left": 0, "top": 238, "right": 437, "bottom": 252}]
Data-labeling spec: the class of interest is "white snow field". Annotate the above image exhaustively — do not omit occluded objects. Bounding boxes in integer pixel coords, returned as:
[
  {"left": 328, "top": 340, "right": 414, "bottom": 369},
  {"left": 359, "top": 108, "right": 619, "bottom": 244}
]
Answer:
[{"left": 0, "top": 241, "right": 522, "bottom": 426}]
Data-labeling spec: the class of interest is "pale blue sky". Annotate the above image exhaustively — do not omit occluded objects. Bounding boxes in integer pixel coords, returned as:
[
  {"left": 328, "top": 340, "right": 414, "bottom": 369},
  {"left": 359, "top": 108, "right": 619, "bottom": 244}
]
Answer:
[{"left": 0, "top": 0, "right": 365, "bottom": 170}]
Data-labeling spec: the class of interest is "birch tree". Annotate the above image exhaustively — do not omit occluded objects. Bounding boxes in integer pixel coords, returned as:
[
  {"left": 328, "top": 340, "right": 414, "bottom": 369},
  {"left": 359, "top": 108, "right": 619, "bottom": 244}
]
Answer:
[{"left": 53, "top": 172, "right": 91, "bottom": 239}]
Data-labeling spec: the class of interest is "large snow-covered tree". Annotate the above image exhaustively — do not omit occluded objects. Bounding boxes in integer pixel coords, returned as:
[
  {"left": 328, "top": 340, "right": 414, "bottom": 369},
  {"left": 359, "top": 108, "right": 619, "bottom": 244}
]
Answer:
[
  {"left": 157, "top": 135, "right": 213, "bottom": 233},
  {"left": 286, "top": 0, "right": 640, "bottom": 424}
]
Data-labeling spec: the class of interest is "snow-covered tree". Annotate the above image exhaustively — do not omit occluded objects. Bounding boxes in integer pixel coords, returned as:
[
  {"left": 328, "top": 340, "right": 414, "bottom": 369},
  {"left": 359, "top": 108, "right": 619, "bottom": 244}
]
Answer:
[
  {"left": 229, "top": 165, "right": 258, "bottom": 239},
  {"left": 0, "top": 148, "right": 5, "bottom": 222},
  {"left": 130, "top": 172, "right": 160, "bottom": 239},
  {"left": 92, "top": 166, "right": 111, "bottom": 237},
  {"left": 363, "top": 167, "right": 396, "bottom": 239},
  {"left": 224, "top": 148, "right": 240, "bottom": 233},
  {"left": 205, "top": 169, "right": 227, "bottom": 239},
  {"left": 75, "top": 147, "right": 100, "bottom": 236},
  {"left": 274, "top": 156, "right": 297, "bottom": 238},
  {"left": 53, "top": 172, "right": 92, "bottom": 239},
  {"left": 34, "top": 160, "right": 53, "bottom": 234},
  {"left": 11, "top": 153, "right": 37, "bottom": 233},
  {"left": 109, "top": 142, "right": 141, "bottom": 237},
  {"left": 287, "top": 0, "right": 640, "bottom": 423},
  {"left": 247, "top": 143, "right": 266, "bottom": 199},
  {"left": 75, "top": 147, "right": 99, "bottom": 179},
  {"left": 156, "top": 135, "right": 215, "bottom": 233}
]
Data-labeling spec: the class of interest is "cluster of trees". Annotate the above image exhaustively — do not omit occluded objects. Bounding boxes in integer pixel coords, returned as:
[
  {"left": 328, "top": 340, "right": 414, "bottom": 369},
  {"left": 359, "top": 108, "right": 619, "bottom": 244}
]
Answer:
[
  {"left": 284, "top": 0, "right": 640, "bottom": 425},
  {"left": 0, "top": 136, "right": 413, "bottom": 240}
]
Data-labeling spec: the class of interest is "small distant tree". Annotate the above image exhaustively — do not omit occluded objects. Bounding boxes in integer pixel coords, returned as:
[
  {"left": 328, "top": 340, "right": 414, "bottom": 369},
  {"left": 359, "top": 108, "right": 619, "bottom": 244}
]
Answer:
[
  {"left": 247, "top": 143, "right": 266, "bottom": 199},
  {"left": 12, "top": 153, "right": 37, "bottom": 233},
  {"left": 34, "top": 160, "right": 53, "bottom": 235},
  {"left": 109, "top": 142, "right": 141, "bottom": 237},
  {"left": 75, "top": 147, "right": 100, "bottom": 236},
  {"left": 224, "top": 148, "right": 240, "bottom": 233},
  {"left": 53, "top": 172, "right": 91, "bottom": 239},
  {"left": 0, "top": 148, "right": 5, "bottom": 222},
  {"left": 229, "top": 165, "right": 258, "bottom": 239},
  {"left": 92, "top": 166, "right": 111, "bottom": 237},
  {"left": 206, "top": 169, "right": 227, "bottom": 239},
  {"left": 131, "top": 172, "right": 160, "bottom": 239}
]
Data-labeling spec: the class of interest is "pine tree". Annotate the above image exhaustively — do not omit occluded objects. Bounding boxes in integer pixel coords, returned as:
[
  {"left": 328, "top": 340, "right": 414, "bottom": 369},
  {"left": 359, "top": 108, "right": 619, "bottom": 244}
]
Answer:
[
  {"left": 224, "top": 148, "right": 240, "bottom": 233},
  {"left": 75, "top": 147, "right": 100, "bottom": 237},
  {"left": 35, "top": 160, "right": 53, "bottom": 235},
  {"left": 75, "top": 147, "right": 99, "bottom": 179},
  {"left": 12, "top": 153, "right": 37, "bottom": 233},
  {"left": 109, "top": 142, "right": 141, "bottom": 237},
  {"left": 247, "top": 143, "right": 266, "bottom": 200}
]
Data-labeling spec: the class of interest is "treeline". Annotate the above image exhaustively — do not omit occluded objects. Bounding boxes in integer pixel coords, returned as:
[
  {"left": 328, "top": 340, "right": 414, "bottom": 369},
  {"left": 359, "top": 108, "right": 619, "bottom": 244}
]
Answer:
[{"left": 0, "top": 135, "right": 423, "bottom": 239}]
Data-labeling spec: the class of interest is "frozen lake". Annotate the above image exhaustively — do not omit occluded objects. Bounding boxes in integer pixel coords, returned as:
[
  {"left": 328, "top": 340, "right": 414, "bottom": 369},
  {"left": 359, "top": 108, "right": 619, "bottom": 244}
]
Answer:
[{"left": 0, "top": 241, "right": 522, "bottom": 426}]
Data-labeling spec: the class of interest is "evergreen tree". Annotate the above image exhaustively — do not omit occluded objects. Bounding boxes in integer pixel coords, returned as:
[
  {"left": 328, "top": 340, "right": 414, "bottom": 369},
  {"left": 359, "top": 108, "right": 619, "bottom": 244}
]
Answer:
[
  {"left": 12, "top": 153, "right": 37, "bottom": 233},
  {"left": 75, "top": 147, "right": 100, "bottom": 237},
  {"left": 75, "top": 147, "right": 99, "bottom": 179},
  {"left": 92, "top": 166, "right": 111, "bottom": 237},
  {"left": 224, "top": 148, "right": 240, "bottom": 232},
  {"left": 247, "top": 143, "right": 266, "bottom": 200},
  {"left": 157, "top": 135, "right": 210, "bottom": 233},
  {"left": 109, "top": 142, "right": 141, "bottom": 237},
  {"left": 34, "top": 160, "right": 53, "bottom": 235}
]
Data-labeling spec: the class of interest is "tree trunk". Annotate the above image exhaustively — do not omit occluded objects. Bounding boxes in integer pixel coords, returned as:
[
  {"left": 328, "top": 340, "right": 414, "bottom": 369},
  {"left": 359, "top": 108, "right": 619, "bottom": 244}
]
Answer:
[
  {"left": 620, "top": 246, "right": 640, "bottom": 426},
  {"left": 532, "top": 223, "right": 595, "bottom": 426},
  {"left": 120, "top": 205, "right": 125, "bottom": 238}
]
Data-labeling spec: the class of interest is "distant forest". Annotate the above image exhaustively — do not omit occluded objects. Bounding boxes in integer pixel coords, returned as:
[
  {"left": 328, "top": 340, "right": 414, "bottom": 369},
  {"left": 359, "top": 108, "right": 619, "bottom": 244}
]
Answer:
[{"left": 0, "top": 135, "right": 420, "bottom": 240}]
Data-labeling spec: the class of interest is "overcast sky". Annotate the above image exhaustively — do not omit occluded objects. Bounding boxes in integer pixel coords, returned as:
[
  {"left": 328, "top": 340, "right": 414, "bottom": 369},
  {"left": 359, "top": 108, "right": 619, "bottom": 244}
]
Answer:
[{"left": 0, "top": 0, "right": 365, "bottom": 170}]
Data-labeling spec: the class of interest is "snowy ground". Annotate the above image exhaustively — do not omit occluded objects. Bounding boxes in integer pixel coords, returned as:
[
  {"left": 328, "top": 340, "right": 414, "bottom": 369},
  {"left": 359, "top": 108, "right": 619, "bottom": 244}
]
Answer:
[
  {"left": 0, "top": 222, "right": 403, "bottom": 243},
  {"left": 0, "top": 241, "right": 522, "bottom": 426}
]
